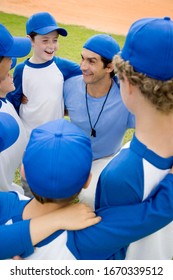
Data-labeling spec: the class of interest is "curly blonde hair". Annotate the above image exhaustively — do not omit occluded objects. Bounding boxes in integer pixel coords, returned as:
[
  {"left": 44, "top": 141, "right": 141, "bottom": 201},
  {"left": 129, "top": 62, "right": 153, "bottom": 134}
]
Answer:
[{"left": 113, "top": 55, "right": 173, "bottom": 114}]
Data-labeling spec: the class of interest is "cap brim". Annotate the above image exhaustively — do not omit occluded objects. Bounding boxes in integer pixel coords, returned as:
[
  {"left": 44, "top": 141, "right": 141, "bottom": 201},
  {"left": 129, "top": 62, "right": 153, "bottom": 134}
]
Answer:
[
  {"left": 5, "top": 37, "right": 31, "bottom": 57},
  {"left": 10, "top": 57, "right": 17, "bottom": 69},
  {"left": 35, "top": 26, "right": 68, "bottom": 36},
  {"left": 0, "top": 112, "right": 19, "bottom": 152}
]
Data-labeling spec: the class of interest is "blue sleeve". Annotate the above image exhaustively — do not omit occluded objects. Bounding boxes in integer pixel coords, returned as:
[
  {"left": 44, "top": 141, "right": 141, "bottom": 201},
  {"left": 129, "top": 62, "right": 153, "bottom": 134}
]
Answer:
[
  {"left": 67, "top": 174, "right": 173, "bottom": 259},
  {"left": 95, "top": 149, "right": 144, "bottom": 208},
  {"left": 0, "top": 192, "right": 34, "bottom": 259},
  {"left": 0, "top": 220, "right": 34, "bottom": 259},
  {"left": 6, "top": 62, "right": 25, "bottom": 113},
  {"left": 54, "top": 57, "right": 82, "bottom": 80}
]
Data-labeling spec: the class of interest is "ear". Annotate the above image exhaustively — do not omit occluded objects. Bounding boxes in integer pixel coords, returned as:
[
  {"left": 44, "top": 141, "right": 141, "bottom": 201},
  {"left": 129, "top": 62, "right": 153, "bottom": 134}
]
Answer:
[
  {"left": 26, "top": 35, "right": 31, "bottom": 41},
  {"left": 83, "top": 173, "right": 92, "bottom": 189},
  {"left": 26, "top": 34, "right": 34, "bottom": 45},
  {"left": 106, "top": 62, "right": 114, "bottom": 73},
  {"left": 20, "top": 163, "right": 26, "bottom": 180},
  {"left": 26, "top": 34, "right": 32, "bottom": 39}
]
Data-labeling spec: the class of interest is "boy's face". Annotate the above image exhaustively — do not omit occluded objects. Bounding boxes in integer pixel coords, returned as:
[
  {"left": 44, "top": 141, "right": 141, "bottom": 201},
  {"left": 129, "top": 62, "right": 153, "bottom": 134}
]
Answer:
[
  {"left": 0, "top": 57, "right": 12, "bottom": 81},
  {"left": 80, "top": 48, "right": 111, "bottom": 85},
  {"left": 30, "top": 30, "right": 59, "bottom": 63},
  {"left": 0, "top": 72, "right": 15, "bottom": 97}
]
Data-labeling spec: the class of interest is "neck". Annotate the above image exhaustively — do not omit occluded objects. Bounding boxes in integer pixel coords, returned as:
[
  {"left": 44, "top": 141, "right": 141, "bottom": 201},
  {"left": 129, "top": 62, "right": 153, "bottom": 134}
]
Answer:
[
  {"left": 29, "top": 55, "right": 47, "bottom": 64},
  {"left": 23, "top": 198, "right": 67, "bottom": 220},
  {"left": 135, "top": 108, "right": 173, "bottom": 157},
  {"left": 87, "top": 78, "right": 112, "bottom": 98},
  {"left": 0, "top": 93, "right": 7, "bottom": 98}
]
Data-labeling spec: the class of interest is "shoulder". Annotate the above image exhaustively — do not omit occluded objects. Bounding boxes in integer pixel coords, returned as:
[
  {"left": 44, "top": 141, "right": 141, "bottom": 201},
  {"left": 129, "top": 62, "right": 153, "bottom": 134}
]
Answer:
[
  {"left": 53, "top": 57, "right": 78, "bottom": 68},
  {"left": 13, "top": 61, "right": 26, "bottom": 77},
  {"left": 113, "top": 75, "right": 120, "bottom": 87},
  {"left": 54, "top": 57, "right": 81, "bottom": 79},
  {"left": 63, "top": 75, "right": 85, "bottom": 105},
  {"left": 64, "top": 75, "right": 84, "bottom": 94},
  {"left": 14, "top": 60, "right": 27, "bottom": 71},
  {"left": 0, "top": 192, "right": 19, "bottom": 223},
  {"left": 98, "top": 142, "right": 144, "bottom": 204},
  {"left": 111, "top": 78, "right": 120, "bottom": 93},
  {"left": 65, "top": 75, "right": 83, "bottom": 86}
]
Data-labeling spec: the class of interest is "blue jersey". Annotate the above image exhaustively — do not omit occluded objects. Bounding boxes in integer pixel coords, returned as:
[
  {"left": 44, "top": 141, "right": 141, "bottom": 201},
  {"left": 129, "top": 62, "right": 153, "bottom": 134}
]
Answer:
[
  {"left": 64, "top": 75, "right": 135, "bottom": 159},
  {"left": 67, "top": 136, "right": 173, "bottom": 259}
]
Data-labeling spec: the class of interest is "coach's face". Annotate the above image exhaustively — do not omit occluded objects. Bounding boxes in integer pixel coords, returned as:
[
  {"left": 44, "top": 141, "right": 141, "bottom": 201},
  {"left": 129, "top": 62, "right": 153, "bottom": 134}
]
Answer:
[{"left": 80, "top": 48, "right": 108, "bottom": 85}]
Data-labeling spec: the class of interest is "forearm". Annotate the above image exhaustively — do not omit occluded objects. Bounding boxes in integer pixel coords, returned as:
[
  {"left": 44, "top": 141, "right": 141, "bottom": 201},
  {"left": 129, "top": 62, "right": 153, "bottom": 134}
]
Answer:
[
  {"left": 0, "top": 214, "right": 58, "bottom": 259},
  {"left": 30, "top": 211, "right": 62, "bottom": 246},
  {"left": 31, "top": 203, "right": 101, "bottom": 245},
  {"left": 67, "top": 174, "right": 173, "bottom": 259}
]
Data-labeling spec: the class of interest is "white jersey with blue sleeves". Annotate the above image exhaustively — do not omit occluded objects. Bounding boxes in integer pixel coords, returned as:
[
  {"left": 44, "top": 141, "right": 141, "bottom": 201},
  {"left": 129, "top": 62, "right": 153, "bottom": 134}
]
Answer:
[
  {"left": 95, "top": 136, "right": 173, "bottom": 259},
  {"left": 19, "top": 58, "right": 64, "bottom": 138},
  {"left": 0, "top": 99, "right": 27, "bottom": 192},
  {"left": 9, "top": 57, "right": 81, "bottom": 139}
]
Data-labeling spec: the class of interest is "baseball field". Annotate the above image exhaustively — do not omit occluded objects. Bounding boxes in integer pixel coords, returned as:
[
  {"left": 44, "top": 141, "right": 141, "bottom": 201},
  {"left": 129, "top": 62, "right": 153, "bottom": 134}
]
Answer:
[
  {"left": 0, "top": 0, "right": 173, "bottom": 35},
  {"left": 1, "top": 0, "right": 173, "bottom": 185}
]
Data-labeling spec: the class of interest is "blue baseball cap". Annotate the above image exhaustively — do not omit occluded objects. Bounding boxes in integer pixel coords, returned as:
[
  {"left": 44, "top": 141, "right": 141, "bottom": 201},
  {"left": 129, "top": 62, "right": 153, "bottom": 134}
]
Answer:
[
  {"left": 26, "top": 12, "right": 68, "bottom": 36},
  {"left": 0, "top": 112, "right": 19, "bottom": 152},
  {"left": 83, "top": 34, "right": 120, "bottom": 60},
  {"left": 23, "top": 118, "right": 92, "bottom": 199},
  {"left": 0, "top": 23, "right": 31, "bottom": 57},
  {"left": 121, "top": 17, "right": 173, "bottom": 81}
]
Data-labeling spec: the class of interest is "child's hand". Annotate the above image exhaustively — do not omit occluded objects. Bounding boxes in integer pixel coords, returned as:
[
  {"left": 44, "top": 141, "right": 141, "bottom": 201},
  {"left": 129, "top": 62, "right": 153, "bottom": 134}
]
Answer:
[
  {"left": 56, "top": 203, "right": 101, "bottom": 230},
  {"left": 21, "top": 94, "right": 28, "bottom": 104},
  {"left": 170, "top": 167, "right": 173, "bottom": 174},
  {"left": 12, "top": 255, "right": 23, "bottom": 260}
]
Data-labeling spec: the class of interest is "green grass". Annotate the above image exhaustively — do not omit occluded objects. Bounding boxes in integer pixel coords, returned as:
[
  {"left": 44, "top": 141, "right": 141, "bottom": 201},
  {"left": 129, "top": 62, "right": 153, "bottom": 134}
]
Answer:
[
  {"left": 0, "top": 12, "right": 133, "bottom": 185},
  {"left": 0, "top": 11, "right": 125, "bottom": 63}
]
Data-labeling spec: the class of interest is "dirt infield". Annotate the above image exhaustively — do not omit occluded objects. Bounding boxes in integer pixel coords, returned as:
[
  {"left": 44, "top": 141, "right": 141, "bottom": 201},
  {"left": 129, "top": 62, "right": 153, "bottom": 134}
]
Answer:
[{"left": 0, "top": 0, "right": 173, "bottom": 35}]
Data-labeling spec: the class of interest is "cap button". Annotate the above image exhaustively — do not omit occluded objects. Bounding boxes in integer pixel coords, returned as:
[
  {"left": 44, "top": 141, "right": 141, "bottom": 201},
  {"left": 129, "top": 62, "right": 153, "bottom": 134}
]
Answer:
[
  {"left": 164, "top": 17, "right": 171, "bottom": 21},
  {"left": 55, "top": 132, "right": 62, "bottom": 137}
]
